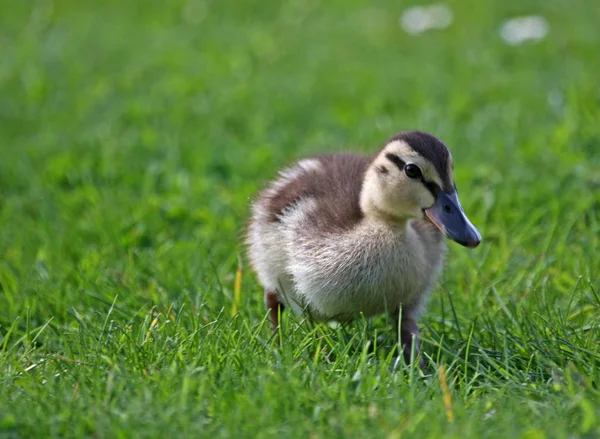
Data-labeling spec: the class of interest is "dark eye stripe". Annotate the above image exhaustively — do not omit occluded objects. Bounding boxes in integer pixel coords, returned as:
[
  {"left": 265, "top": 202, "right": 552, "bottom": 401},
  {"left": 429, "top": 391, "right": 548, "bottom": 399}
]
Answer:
[
  {"left": 385, "top": 152, "right": 442, "bottom": 197},
  {"left": 385, "top": 153, "right": 405, "bottom": 170},
  {"left": 423, "top": 179, "right": 440, "bottom": 197}
]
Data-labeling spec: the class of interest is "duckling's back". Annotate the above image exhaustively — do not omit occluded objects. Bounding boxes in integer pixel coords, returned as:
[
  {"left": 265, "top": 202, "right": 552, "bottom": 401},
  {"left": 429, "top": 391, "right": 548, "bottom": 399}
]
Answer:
[{"left": 261, "top": 154, "right": 370, "bottom": 231}]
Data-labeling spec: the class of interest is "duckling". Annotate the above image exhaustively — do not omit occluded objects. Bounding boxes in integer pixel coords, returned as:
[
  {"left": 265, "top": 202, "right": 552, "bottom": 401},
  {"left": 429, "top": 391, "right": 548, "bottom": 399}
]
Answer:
[{"left": 246, "top": 131, "right": 481, "bottom": 365}]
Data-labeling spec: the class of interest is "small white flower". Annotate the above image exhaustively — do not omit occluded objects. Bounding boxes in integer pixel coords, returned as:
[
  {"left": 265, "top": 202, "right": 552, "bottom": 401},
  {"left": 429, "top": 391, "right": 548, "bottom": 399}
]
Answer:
[
  {"left": 400, "top": 4, "right": 453, "bottom": 35},
  {"left": 500, "top": 16, "right": 549, "bottom": 45}
]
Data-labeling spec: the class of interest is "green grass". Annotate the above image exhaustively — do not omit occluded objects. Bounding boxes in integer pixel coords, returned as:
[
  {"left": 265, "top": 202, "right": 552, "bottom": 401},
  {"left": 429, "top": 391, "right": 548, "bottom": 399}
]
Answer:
[{"left": 1, "top": 0, "right": 600, "bottom": 437}]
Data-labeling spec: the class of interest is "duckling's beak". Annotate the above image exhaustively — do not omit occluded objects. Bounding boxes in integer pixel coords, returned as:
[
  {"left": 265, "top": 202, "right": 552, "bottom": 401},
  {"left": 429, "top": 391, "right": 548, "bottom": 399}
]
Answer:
[{"left": 424, "top": 191, "right": 481, "bottom": 248}]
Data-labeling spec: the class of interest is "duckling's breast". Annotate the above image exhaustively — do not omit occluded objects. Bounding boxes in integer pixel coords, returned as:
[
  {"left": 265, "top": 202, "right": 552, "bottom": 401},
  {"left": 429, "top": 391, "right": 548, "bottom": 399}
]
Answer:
[{"left": 285, "top": 219, "right": 446, "bottom": 320}]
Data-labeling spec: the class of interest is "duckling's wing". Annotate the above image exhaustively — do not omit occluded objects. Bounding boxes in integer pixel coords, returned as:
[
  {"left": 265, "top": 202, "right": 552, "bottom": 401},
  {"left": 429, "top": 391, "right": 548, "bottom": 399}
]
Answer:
[{"left": 261, "top": 154, "right": 371, "bottom": 233}]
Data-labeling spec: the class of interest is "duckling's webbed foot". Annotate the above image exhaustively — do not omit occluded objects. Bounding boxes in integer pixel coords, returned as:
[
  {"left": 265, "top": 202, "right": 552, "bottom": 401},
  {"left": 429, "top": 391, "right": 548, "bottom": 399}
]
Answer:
[{"left": 265, "top": 290, "right": 285, "bottom": 331}]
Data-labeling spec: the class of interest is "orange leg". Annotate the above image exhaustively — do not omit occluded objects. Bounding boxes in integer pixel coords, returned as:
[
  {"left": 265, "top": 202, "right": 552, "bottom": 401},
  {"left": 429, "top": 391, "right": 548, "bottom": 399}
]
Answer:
[{"left": 265, "top": 290, "right": 285, "bottom": 331}]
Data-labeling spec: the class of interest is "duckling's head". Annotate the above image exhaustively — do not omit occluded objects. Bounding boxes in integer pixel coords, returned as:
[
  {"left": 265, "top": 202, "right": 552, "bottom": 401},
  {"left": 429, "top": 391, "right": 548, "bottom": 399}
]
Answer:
[{"left": 360, "top": 131, "right": 481, "bottom": 248}]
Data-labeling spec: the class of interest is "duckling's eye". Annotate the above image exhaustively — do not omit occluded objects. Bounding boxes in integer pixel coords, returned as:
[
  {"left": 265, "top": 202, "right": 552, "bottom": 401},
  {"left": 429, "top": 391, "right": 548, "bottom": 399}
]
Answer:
[{"left": 404, "top": 164, "right": 422, "bottom": 179}]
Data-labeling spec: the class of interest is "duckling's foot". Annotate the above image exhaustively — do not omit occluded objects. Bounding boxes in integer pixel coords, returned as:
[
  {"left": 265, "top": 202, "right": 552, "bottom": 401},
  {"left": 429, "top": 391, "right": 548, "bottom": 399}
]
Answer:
[
  {"left": 265, "top": 290, "right": 285, "bottom": 331},
  {"left": 400, "top": 318, "right": 425, "bottom": 369}
]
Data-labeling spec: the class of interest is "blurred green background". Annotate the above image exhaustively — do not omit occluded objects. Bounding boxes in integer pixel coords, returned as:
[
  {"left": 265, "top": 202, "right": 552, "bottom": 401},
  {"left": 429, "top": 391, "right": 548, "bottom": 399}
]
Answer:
[{"left": 1, "top": 0, "right": 599, "bottom": 437}]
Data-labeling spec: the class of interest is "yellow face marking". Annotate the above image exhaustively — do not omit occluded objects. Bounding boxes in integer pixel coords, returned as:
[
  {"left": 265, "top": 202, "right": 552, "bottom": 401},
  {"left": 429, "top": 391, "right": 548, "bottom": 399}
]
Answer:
[{"left": 382, "top": 140, "right": 444, "bottom": 188}]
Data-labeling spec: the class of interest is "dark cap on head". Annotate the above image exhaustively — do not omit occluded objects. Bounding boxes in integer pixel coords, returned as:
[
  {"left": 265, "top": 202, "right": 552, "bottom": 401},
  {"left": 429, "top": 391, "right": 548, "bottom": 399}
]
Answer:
[{"left": 387, "top": 131, "right": 453, "bottom": 192}]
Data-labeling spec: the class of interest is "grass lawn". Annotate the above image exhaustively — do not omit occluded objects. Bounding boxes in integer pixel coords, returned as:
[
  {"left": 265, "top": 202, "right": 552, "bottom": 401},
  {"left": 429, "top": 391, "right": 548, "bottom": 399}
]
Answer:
[{"left": 1, "top": 0, "right": 600, "bottom": 437}]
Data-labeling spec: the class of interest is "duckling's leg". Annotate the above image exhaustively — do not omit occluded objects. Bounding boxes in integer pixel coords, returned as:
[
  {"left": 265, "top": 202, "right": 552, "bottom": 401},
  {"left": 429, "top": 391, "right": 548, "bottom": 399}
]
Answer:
[
  {"left": 392, "top": 310, "right": 424, "bottom": 368},
  {"left": 265, "top": 290, "right": 285, "bottom": 331},
  {"left": 400, "top": 318, "right": 423, "bottom": 367}
]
